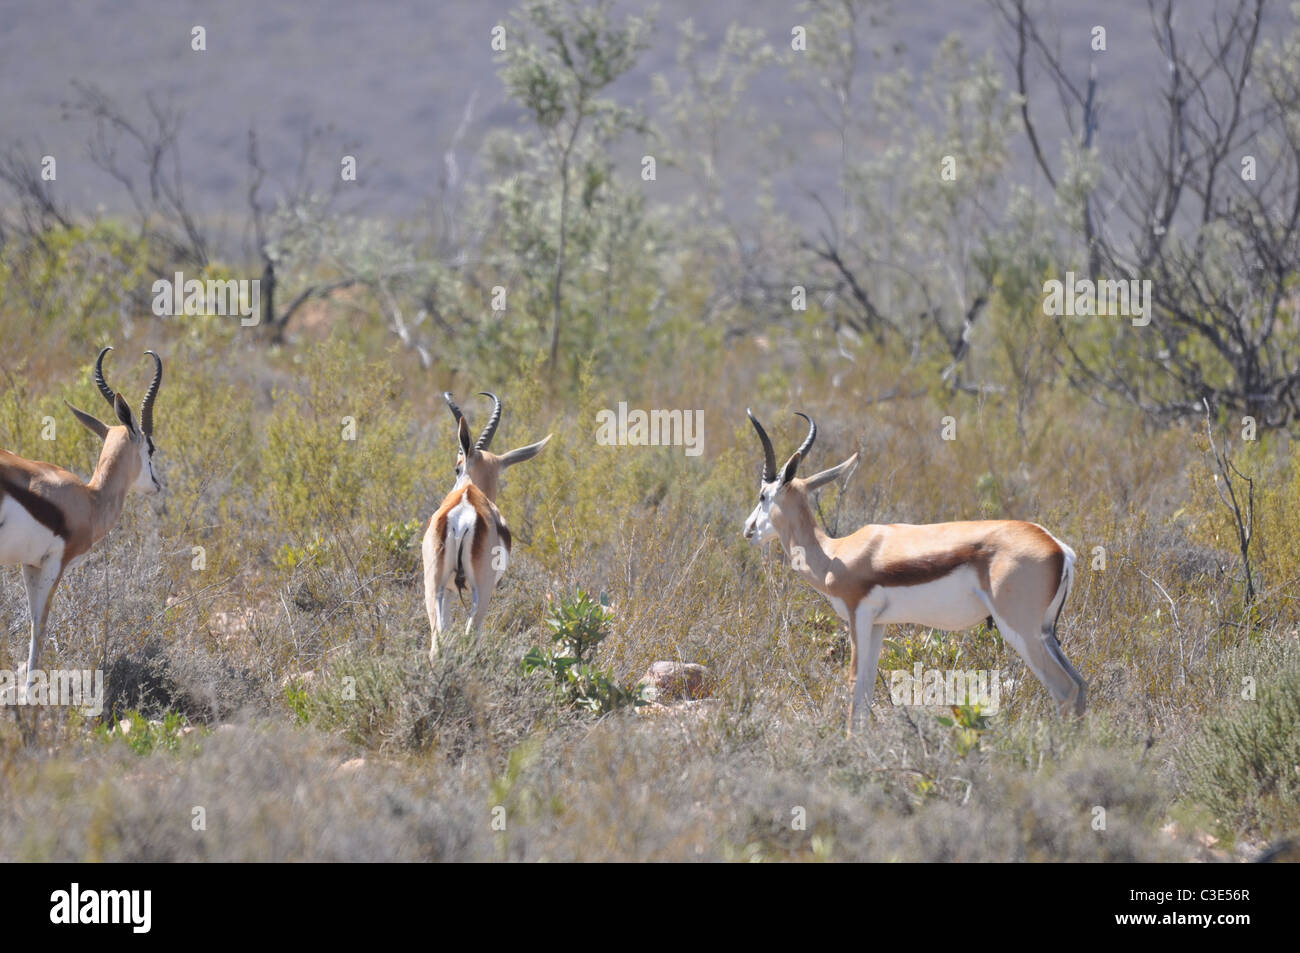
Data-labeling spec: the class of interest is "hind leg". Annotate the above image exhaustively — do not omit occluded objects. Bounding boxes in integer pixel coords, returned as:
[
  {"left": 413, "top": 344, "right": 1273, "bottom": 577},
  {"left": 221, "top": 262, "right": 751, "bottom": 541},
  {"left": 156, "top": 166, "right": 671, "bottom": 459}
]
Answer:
[
  {"left": 468, "top": 575, "right": 499, "bottom": 634},
  {"left": 428, "top": 589, "right": 451, "bottom": 660},
  {"left": 463, "top": 552, "right": 505, "bottom": 637},
  {"left": 1042, "top": 624, "right": 1086, "bottom": 716},
  {"left": 978, "top": 591, "right": 1084, "bottom": 717},
  {"left": 423, "top": 529, "right": 449, "bottom": 661}
]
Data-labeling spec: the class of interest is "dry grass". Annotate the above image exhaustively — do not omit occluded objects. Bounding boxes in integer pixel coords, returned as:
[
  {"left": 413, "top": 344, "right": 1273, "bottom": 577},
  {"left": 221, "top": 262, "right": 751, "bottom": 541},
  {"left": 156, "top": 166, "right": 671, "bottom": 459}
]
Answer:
[{"left": 2, "top": 231, "right": 1298, "bottom": 861}]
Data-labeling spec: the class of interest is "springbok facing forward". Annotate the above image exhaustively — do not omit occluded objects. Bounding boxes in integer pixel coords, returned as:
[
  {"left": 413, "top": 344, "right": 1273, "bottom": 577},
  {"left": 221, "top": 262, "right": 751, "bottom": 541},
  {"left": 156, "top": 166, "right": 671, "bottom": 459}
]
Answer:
[
  {"left": 0, "top": 347, "right": 163, "bottom": 695},
  {"left": 742, "top": 410, "right": 1086, "bottom": 732},
  {"left": 423, "top": 392, "right": 551, "bottom": 659}
]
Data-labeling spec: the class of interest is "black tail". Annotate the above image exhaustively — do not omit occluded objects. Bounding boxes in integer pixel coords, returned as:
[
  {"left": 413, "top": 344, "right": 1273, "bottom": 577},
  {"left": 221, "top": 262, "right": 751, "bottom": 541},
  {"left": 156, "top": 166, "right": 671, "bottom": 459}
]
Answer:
[
  {"left": 454, "top": 541, "right": 467, "bottom": 592},
  {"left": 1048, "top": 554, "right": 1073, "bottom": 641},
  {"left": 453, "top": 533, "right": 469, "bottom": 607}
]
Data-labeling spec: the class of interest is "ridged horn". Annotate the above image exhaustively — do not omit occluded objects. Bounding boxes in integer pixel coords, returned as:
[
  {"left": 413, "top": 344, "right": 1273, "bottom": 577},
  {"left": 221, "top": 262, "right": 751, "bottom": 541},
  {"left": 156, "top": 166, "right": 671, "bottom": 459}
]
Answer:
[
  {"left": 140, "top": 350, "right": 162, "bottom": 437},
  {"left": 475, "top": 392, "right": 502, "bottom": 450},
  {"left": 793, "top": 412, "right": 816, "bottom": 460},
  {"left": 443, "top": 391, "right": 465, "bottom": 424},
  {"left": 747, "top": 408, "right": 777, "bottom": 483},
  {"left": 94, "top": 346, "right": 117, "bottom": 408}
]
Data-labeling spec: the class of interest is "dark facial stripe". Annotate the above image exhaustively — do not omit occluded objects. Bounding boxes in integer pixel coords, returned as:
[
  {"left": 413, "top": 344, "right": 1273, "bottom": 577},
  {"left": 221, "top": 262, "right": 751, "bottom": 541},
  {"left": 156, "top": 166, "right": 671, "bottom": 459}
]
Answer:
[{"left": 0, "top": 475, "right": 68, "bottom": 541}]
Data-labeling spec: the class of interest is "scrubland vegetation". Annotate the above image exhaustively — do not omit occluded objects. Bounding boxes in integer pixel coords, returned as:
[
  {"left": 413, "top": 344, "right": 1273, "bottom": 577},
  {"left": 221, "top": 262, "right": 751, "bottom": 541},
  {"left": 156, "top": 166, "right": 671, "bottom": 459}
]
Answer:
[{"left": 1, "top": 0, "right": 1298, "bottom": 861}]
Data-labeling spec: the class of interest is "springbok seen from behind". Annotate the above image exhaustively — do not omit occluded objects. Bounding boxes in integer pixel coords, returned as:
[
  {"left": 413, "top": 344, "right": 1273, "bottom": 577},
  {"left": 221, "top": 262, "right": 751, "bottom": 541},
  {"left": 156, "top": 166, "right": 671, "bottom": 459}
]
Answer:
[
  {"left": 742, "top": 409, "right": 1085, "bottom": 732},
  {"left": 0, "top": 347, "right": 163, "bottom": 696},
  {"left": 423, "top": 392, "right": 550, "bottom": 659}
]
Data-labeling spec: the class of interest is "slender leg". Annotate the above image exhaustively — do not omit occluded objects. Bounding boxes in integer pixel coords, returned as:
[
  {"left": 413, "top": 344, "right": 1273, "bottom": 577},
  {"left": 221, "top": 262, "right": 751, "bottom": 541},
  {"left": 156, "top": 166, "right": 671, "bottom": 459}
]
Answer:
[
  {"left": 423, "top": 526, "right": 449, "bottom": 662},
  {"left": 1043, "top": 627, "right": 1087, "bottom": 716},
  {"left": 979, "top": 591, "right": 1083, "bottom": 716},
  {"left": 22, "top": 559, "right": 62, "bottom": 698},
  {"left": 844, "top": 608, "right": 859, "bottom": 734},
  {"left": 435, "top": 590, "right": 448, "bottom": 632},
  {"left": 18, "top": 558, "right": 62, "bottom": 745},
  {"left": 428, "top": 590, "right": 449, "bottom": 663},
  {"left": 465, "top": 585, "right": 487, "bottom": 635},
  {"left": 846, "top": 621, "right": 858, "bottom": 694},
  {"left": 849, "top": 612, "right": 884, "bottom": 732},
  {"left": 856, "top": 623, "right": 886, "bottom": 717}
]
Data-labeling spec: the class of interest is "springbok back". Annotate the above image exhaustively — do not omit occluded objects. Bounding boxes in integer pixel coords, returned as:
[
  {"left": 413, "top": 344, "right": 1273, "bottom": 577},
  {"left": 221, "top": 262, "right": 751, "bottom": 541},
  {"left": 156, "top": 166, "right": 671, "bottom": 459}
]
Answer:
[{"left": 423, "top": 392, "right": 550, "bottom": 659}]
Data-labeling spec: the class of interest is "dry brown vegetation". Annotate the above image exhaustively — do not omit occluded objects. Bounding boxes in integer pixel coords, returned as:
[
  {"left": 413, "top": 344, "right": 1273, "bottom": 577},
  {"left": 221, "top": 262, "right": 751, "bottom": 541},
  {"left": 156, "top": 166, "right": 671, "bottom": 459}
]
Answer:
[
  {"left": 2, "top": 0, "right": 1299, "bottom": 862},
  {"left": 1, "top": 284, "right": 1296, "bottom": 860}
]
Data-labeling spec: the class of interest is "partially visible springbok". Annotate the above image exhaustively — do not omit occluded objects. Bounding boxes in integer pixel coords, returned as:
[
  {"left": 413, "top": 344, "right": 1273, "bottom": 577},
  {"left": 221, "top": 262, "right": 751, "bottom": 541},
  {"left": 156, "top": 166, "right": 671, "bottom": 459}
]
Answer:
[
  {"left": 1, "top": 347, "right": 163, "bottom": 697},
  {"left": 741, "top": 409, "right": 1085, "bottom": 732},
  {"left": 423, "top": 392, "right": 550, "bottom": 658}
]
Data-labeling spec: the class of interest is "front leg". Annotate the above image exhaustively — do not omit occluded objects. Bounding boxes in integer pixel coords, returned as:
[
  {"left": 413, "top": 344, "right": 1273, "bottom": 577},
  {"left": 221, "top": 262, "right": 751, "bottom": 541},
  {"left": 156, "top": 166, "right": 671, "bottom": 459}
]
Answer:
[
  {"left": 854, "top": 622, "right": 885, "bottom": 725},
  {"left": 22, "top": 558, "right": 63, "bottom": 698},
  {"left": 848, "top": 610, "right": 883, "bottom": 733}
]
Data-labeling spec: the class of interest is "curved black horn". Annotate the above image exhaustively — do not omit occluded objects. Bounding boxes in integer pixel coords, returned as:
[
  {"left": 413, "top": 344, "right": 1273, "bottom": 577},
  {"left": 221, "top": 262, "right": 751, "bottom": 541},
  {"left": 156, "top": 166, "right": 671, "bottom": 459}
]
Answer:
[
  {"left": 443, "top": 391, "right": 465, "bottom": 424},
  {"left": 475, "top": 391, "right": 502, "bottom": 450},
  {"left": 747, "top": 408, "right": 777, "bottom": 483},
  {"left": 140, "top": 350, "right": 163, "bottom": 437},
  {"left": 94, "top": 346, "right": 117, "bottom": 408},
  {"left": 793, "top": 412, "right": 817, "bottom": 460}
]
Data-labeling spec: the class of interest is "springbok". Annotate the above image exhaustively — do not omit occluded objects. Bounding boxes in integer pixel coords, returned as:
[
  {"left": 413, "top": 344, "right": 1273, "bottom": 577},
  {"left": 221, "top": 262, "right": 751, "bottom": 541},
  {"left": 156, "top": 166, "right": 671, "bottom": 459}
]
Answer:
[
  {"left": 742, "top": 410, "right": 1085, "bottom": 732},
  {"left": 440, "top": 391, "right": 551, "bottom": 503},
  {"left": 423, "top": 392, "right": 550, "bottom": 658},
  {"left": 1, "top": 347, "right": 163, "bottom": 696}
]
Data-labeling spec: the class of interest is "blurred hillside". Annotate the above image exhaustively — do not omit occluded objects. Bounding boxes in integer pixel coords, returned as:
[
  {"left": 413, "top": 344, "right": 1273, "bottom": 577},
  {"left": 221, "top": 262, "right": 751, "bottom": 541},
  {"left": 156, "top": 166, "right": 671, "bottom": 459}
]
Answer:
[{"left": 0, "top": 0, "right": 1233, "bottom": 226}]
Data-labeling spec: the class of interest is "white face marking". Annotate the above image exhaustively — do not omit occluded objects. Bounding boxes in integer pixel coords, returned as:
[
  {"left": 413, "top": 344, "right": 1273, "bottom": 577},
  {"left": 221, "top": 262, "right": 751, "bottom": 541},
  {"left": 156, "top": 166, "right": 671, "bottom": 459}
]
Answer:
[
  {"left": 132, "top": 437, "right": 161, "bottom": 494},
  {"left": 743, "top": 481, "right": 780, "bottom": 544}
]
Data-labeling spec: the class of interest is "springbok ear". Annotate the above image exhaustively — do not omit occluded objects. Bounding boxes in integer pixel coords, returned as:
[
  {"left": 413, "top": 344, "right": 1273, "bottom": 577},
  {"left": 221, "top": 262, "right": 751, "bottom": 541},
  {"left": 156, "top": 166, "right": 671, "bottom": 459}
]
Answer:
[
  {"left": 802, "top": 452, "right": 859, "bottom": 492},
  {"left": 779, "top": 451, "right": 801, "bottom": 486},
  {"left": 499, "top": 434, "right": 552, "bottom": 468},
  {"left": 113, "top": 393, "right": 138, "bottom": 434},
  {"left": 457, "top": 416, "right": 473, "bottom": 455},
  {"left": 64, "top": 400, "right": 109, "bottom": 440}
]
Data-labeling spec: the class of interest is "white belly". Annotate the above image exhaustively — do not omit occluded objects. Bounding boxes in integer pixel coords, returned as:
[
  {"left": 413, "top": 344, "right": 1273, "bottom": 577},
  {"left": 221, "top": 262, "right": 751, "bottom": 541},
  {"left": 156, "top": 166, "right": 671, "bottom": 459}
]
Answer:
[
  {"left": 867, "top": 565, "right": 989, "bottom": 631},
  {"left": 0, "top": 496, "right": 64, "bottom": 567}
]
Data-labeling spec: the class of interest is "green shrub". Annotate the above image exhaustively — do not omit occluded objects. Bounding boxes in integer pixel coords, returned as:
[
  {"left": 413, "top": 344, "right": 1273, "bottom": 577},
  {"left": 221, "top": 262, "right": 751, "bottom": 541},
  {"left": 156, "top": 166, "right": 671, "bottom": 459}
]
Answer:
[
  {"left": 93, "top": 710, "right": 196, "bottom": 756},
  {"left": 523, "top": 589, "right": 647, "bottom": 714},
  {"left": 1183, "top": 665, "right": 1300, "bottom": 839}
]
